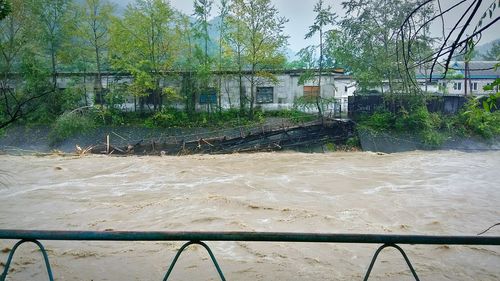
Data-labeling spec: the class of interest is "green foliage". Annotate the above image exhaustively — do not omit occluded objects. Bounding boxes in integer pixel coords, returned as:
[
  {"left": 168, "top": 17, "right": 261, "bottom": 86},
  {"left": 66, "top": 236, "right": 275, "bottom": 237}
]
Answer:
[
  {"left": 358, "top": 110, "right": 394, "bottom": 131},
  {"left": 49, "top": 112, "right": 96, "bottom": 145},
  {"left": 148, "top": 109, "right": 187, "bottom": 128},
  {"left": 147, "top": 107, "right": 239, "bottom": 128},
  {"left": 459, "top": 98, "right": 500, "bottom": 139},
  {"left": 71, "top": 0, "right": 114, "bottom": 79},
  {"left": 328, "top": 0, "right": 432, "bottom": 93},
  {"left": 394, "top": 106, "right": 438, "bottom": 132},
  {"left": 359, "top": 106, "right": 446, "bottom": 146},
  {"left": 346, "top": 136, "right": 361, "bottom": 148},
  {"left": 0, "top": 0, "right": 11, "bottom": 20},
  {"left": 144, "top": 108, "right": 313, "bottom": 129},
  {"left": 109, "top": 0, "right": 177, "bottom": 111},
  {"left": 359, "top": 90, "right": 500, "bottom": 148},
  {"left": 264, "top": 109, "right": 317, "bottom": 123},
  {"left": 95, "top": 108, "right": 125, "bottom": 126},
  {"left": 294, "top": 96, "right": 339, "bottom": 117},
  {"left": 324, "top": 142, "right": 336, "bottom": 151},
  {"left": 227, "top": 0, "right": 289, "bottom": 117},
  {"left": 481, "top": 41, "right": 500, "bottom": 61},
  {"left": 482, "top": 77, "right": 500, "bottom": 112},
  {"left": 295, "top": 46, "right": 317, "bottom": 84}
]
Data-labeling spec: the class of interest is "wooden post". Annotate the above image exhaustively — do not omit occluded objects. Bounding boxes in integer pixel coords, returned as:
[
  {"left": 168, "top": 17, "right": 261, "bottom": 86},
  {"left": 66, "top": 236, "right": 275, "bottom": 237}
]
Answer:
[{"left": 106, "top": 135, "right": 110, "bottom": 154}]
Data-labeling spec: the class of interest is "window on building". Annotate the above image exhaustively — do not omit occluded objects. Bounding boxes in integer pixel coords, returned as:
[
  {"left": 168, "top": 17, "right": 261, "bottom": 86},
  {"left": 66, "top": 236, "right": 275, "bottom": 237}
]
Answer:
[
  {"left": 256, "top": 87, "right": 274, "bottom": 104},
  {"left": 471, "top": 82, "right": 478, "bottom": 91},
  {"left": 453, "top": 82, "right": 462, "bottom": 91},
  {"left": 94, "top": 88, "right": 106, "bottom": 105},
  {"left": 145, "top": 90, "right": 155, "bottom": 104},
  {"left": 199, "top": 88, "right": 217, "bottom": 104},
  {"left": 303, "top": 86, "right": 320, "bottom": 98}
]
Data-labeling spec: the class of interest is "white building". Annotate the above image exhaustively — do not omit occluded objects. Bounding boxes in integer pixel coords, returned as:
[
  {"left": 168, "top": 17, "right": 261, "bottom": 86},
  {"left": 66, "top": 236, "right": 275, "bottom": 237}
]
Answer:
[
  {"left": 416, "top": 61, "right": 499, "bottom": 96},
  {"left": 54, "top": 69, "right": 355, "bottom": 114}
]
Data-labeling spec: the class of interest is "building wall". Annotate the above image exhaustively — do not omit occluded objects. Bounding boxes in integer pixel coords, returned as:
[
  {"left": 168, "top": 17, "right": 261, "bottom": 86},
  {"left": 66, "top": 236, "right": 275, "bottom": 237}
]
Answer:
[
  {"left": 437, "top": 79, "right": 495, "bottom": 96},
  {"left": 43, "top": 72, "right": 500, "bottom": 117},
  {"left": 54, "top": 72, "right": 351, "bottom": 114}
]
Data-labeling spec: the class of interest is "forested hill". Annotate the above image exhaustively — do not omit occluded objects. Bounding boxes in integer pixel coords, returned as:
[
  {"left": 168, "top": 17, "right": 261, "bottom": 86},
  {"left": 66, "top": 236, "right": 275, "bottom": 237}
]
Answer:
[{"left": 475, "top": 39, "right": 500, "bottom": 60}]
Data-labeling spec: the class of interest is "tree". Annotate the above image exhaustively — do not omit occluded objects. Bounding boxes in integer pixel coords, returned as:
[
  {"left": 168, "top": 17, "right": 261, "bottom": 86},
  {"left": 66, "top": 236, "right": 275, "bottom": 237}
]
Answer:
[
  {"left": 193, "top": 0, "right": 215, "bottom": 113},
  {"left": 216, "top": 0, "right": 230, "bottom": 111},
  {"left": 226, "top": 0, "right": 248, "bottom": 113},
  {"left": 73, "top": 0, "right": 115, "bottom": 104},
  {"left": 328, "top": 0, "right": 431, "bottom": 95},
  {"left": 398, "top": 0, "right": 499, "bottom": 80},
  {"left": 303, "top": 0, "right": 337, "bottom": 115},
  {"left": 32, "top": 0, "right": 73, "bottom": 86},
  {"left": 110, "top": 0, "right": 177, "bottom": 112},
  {"left": 0, "top": 0, "right": 56, "bottom": 129},
  {"left": 193, "top": 0, "right": 213, "bottom": 67},
  {"left": 482, "top": 41, "right": 500, "bottom": 61},
  {"left": 0, "top": 0, "right": 11, "bottom": 20},
  {"left": 175, "top": 14, "right": 197, "bottom": 115},
  {"left": 295, "top": 46, "right": 318, "bottom": 85},
  {"left": 229, "top": 0, "right": 288, "bottom": 118}
]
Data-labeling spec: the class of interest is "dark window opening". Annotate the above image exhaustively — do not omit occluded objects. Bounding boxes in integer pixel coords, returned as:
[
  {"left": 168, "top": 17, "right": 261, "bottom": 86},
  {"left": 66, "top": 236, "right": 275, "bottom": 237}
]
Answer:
[
  {"left": 256, "top": 87, "right": 274, "bottom": 104},
  {"left": 199, "top": 88, "right": 217, "bottom": 104},
  {"left": 94, "top": 88, "right": 105, "bottom": 105}
]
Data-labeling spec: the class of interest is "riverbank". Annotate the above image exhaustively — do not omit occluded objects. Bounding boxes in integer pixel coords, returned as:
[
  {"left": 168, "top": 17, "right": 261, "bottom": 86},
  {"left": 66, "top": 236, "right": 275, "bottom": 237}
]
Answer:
[
  {"left": 358, "top": 128, "right": 500, "bottom": 153},
  {"left": 0, "top": 118, "right": 357, "bottom": 155}
]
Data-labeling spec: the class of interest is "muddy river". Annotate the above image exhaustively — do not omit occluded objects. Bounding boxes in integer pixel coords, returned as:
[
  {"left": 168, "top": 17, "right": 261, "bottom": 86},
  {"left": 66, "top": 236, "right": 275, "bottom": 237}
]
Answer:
[{"left": 0, "top": 151, "right": 499, "bottom": 280}]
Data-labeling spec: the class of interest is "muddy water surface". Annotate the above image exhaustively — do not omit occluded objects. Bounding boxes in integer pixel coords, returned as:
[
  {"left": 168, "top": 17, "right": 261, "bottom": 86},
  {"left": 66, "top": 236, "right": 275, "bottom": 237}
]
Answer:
[{"left": 0, "top": 151, "right": 499, "bottom": 280}]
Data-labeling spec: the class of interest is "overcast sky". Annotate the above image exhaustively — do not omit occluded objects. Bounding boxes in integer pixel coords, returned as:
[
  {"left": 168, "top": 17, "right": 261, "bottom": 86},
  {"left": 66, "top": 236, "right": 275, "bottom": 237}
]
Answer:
[{"left": 111, "top": 0, "right": 499, "bottom": 53}]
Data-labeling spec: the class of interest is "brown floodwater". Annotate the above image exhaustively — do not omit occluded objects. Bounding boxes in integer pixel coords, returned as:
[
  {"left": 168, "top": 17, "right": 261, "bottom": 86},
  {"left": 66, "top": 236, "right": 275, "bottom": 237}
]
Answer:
[{"left": 0, "top": 151, "right": 499, "bottom": 280}]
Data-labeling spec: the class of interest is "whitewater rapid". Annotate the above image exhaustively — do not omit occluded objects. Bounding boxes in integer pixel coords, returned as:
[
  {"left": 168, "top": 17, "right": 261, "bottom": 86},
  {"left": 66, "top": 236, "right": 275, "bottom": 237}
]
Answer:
[{"left": 0, "top": 151, "right": 499, "bottom": 280}]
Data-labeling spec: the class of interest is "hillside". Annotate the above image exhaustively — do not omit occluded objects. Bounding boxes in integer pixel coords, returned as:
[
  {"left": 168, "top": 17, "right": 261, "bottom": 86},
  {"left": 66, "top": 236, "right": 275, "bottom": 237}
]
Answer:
[{"left": 475, "top": 38, "right": 500, "bottom": 60}]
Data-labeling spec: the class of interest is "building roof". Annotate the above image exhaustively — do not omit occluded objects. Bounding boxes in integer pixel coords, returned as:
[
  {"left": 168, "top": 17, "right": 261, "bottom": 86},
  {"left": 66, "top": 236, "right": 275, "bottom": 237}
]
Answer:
[{"left": 416, "top": 61, "right": 500, "bottom": 80}]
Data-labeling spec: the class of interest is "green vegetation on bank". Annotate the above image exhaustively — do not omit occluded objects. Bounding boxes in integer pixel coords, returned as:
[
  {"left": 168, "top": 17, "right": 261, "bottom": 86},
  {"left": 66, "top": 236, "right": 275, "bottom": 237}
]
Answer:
[
  {"left": 45, "top": 107, "right": 317, "bottom": 145},
  {"left": 357, "top": 82, "right": 500, "bottom": 147}
]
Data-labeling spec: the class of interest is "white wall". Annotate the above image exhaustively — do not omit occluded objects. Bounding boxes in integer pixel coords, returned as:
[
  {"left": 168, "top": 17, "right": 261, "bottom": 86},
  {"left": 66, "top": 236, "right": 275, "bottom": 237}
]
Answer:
[{"left": 55, "top": 72, "right": 356, "bottom": 114}]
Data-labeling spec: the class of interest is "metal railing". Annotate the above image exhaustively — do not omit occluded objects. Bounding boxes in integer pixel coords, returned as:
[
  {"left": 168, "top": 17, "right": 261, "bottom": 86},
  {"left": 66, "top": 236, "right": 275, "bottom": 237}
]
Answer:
[{"left": 1, "top": 230, "right": 499, "bottom": 281}]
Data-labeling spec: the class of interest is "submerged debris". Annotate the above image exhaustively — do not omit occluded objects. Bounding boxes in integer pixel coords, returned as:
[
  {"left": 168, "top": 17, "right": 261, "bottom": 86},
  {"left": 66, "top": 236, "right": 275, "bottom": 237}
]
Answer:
[{"left": 89, "top": 118, "right": 355, "bottom": 156}]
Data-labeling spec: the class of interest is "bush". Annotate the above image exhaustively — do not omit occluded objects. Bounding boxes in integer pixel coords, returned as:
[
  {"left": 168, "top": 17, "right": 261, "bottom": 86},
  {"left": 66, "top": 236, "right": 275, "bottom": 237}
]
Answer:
[
  {"left": 394, "top": 106, "right": 441, "bottom": 133},
  {"left": 358, "top": 104, "right": 446, "bottom": 146},
  {"left": 265, "top": 109, "right": 317, "bottom": 123},
  {"left": 49, "top": 112, "right": 95, "bottom": 145},
  {"left": 346, "top": 136, "right": 361, "bottom": 148},
  {"left": 147, "top": 108, "right": 189, "bottom": 128},
  {"left": 359, "top": 110, "right": 393, "bottom": 130},
  {"left": 459, "top": 98, "right": 500, "bottom": 139}
]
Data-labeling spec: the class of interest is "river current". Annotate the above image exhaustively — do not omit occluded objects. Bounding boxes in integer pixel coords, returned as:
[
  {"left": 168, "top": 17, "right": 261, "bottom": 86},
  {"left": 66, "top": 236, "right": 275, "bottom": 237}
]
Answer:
[{"left": 0, "top": 151, "right": 499, "bottom": 280}]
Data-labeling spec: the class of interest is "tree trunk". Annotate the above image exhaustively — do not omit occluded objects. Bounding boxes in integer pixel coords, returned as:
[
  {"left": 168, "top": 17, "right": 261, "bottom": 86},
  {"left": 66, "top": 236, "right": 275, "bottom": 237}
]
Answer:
[
  {"left": 95, "top": 45, "right": 103, "bottom": 105},
  {"left": 249, "top": 74, "right": 255, "bottom": 119},
  {"left": 317, "top": 28, "right": 323, "bottom": 116}
]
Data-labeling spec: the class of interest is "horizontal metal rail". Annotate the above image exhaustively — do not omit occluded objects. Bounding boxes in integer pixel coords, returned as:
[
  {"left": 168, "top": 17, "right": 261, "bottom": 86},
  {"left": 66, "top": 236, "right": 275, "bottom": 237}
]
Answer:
[
  {"left": 1, "top": 229, "right": 500, "bottom": 281},
  {"left": 1, "top": 229, "right": 500, "bottom": 244}
]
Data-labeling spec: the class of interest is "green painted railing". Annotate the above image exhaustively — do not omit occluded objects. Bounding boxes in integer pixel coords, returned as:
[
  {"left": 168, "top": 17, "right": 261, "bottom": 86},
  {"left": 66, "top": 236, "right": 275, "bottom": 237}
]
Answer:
[{"left": 1, "top": 230, "right": 499, "bottom": 281}]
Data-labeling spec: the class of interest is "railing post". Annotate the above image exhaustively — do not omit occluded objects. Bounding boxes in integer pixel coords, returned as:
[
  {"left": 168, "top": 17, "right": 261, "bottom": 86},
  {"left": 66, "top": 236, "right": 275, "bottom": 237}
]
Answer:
[
  {"left": 0, "top": 240, "right": 54, "bottom": 281},
  {"left": 163, "top": 241, "right": 226, "bottom": 281},
  {"left": 363, "top": 244, "right": 420, "bottom": 281}
]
